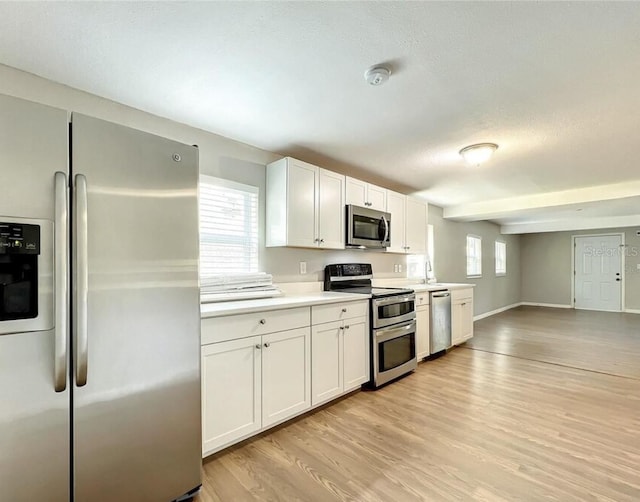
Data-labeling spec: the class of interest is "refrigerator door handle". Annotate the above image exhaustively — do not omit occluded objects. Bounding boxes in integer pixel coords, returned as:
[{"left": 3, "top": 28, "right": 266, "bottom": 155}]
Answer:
[
  {"left": 74, "top": 173, "right": 89, "bottom": 387},
  {"left": 54, "top": 172, "right": 69, "bottom": 393}
]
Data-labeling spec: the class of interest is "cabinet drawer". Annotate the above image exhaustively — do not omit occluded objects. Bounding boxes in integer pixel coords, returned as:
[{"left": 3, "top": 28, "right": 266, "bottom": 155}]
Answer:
[
  {"left": 451, "top": 288, "right": 473, "bottom": 303},
  {"left": 202, "top": 307, "right": 310, "bottom": 345},
  {"left": 415, "top": 294, "right": 430, "bottom": 307},
  {"left": 312, "top": 301, "right": 369, "bottom": 325}
]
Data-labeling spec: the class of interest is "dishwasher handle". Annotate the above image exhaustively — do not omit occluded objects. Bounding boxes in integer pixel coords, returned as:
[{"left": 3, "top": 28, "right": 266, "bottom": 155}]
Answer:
[{"left": 431, "top": 292, "right": 450, "bottom": 298}]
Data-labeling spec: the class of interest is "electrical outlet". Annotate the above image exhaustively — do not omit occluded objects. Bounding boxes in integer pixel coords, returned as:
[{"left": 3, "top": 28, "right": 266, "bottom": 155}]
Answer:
[
  {"left": 393, "top": 264, "right": 398, "bottom": 273},
  {"left": 299, "top": 261, "right": 307, "bottom": 274},
  {"left": 398, "top": 264, "right": 402, "bottom": 273},
  {"left": 637, "top": 263, "right": 640, "bottom": 271}
]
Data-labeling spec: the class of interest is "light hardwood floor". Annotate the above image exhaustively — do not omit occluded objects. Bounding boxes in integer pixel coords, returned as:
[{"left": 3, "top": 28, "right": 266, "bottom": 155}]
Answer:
[{"left": 196, "top": 307, "right": 640, "bottom": 501}]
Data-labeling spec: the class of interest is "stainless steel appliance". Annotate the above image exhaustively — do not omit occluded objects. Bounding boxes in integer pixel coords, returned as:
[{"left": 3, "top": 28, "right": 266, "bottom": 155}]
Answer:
[
  {"left": 430, "top": 290, "right": 451, "bottom": 354},
  {"left": 0, "top": 94, "right": 201, "bottom": 502},
  {"left": 324, "top": 263, "right": 416, "bottom": 388},
  {"left": 346, "top": 205, "right": 391, "bottom": 249}
]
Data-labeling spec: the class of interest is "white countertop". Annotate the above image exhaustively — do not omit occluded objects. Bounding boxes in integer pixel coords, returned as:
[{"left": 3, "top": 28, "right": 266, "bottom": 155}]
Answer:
[
  {"left": 404, "top": 282, "right": 476, "bottom": 292},
  {"left": 201, "top": 291, "right": 370, "bottom": 318}
]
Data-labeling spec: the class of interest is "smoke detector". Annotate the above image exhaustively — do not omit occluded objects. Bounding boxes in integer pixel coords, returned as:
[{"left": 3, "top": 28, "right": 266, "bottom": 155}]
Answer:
[{"left": 364, "top": 66, "right": 391, "bottom": 86}]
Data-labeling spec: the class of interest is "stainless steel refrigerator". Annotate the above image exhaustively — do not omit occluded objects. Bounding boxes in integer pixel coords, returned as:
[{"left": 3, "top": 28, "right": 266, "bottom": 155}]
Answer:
[{"left": 0, "top": 94, "right": 202, "bottom": 501}]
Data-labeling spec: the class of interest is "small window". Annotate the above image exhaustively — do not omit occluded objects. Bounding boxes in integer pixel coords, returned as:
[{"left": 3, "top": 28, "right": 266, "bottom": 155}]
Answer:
[
  {"left": 495, "top": 241, "right": 506, "bottom": 276},
  {"left": 466, "top": 235, "right": 482, "bottom": 277},
  {"left": 199, "top": 175, "right": 259, "bottom": 277}
]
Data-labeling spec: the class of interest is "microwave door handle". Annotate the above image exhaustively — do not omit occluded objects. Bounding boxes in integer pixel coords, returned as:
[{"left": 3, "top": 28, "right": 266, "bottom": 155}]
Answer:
[{"left": 381, "top": 215, "right": 389, "bottom": 244}]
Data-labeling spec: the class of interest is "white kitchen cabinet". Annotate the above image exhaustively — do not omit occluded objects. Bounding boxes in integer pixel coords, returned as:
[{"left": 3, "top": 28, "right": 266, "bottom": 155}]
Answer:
[
  {"left": 266, "top": 157, "right": 345, "bottom": 249},
  {"left": 345, "top": 176, "right": 386, "bottom": 211},
  {"left": 415, "top": 294, "right": 430, "bottom": 360},
  {"left": 385, "top": 192, "right": 428, "bottom": 255},
  {"left": 451, "top": 288, "right": 474, "bottom": 346},
  {"left": 202, "top": 309, "right": 311, "bottom": 456},
  {"left": 201, "top": 336, "right": 261, "bottom": 454},
  {"left": 262, "top": 327, "right": 311, "bottom": 427},
  {"left": 311, "top": 301, "right": 370, "bottom": 406}
]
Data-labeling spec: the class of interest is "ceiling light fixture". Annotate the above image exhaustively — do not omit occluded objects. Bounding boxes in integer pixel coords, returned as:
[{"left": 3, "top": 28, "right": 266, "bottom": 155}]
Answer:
[
  {"left": 364, "top": 66, "right": 391, "bottom": 86},
  {"left": 459, "top": 143, "right": 499, "bottom": 166}
]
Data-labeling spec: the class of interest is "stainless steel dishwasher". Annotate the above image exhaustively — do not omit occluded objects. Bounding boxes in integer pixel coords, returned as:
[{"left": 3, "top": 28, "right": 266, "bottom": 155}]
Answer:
[{"left": 430, "top": 290, "right": 451, "bottom": 354}]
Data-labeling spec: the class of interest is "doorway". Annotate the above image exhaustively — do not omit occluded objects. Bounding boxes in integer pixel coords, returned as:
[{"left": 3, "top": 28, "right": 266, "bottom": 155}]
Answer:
[{"left": 573, "top": 234, "right": 624, "bottom": 312}]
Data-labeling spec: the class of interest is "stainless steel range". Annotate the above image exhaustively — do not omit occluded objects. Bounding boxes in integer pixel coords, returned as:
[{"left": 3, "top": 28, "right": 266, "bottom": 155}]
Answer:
[{"left": 324, "top": 263, "right": 417, "bottom": 388}]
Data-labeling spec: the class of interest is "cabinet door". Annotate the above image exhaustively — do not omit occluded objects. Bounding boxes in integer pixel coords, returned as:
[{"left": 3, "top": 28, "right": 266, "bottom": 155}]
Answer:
[
  {"left": 287, "top": 159, "right": 318, "bottom": 247},
  {"left": 318, "top": 169, "right": 345, "bottom": 249},
  {"left": 311, "top": 321, "right": 343, "bottom": 406},
  {"left": 405, "top": 198, "right": 427, "bottom": 254},
  {"left": 345, "top": 176, "right": 367, "bottom": 207},
  {"left": 386, "top": 190, "right": 406, "bottom": 253},
  {"left": 415, "top": 305, "right": 430, "bottom": 360},
  {"left": 460, "top": 300, "right": 474, "bottom": 342},
  {"left": 201, "top": 336, "right": 261, "bottom": 455},
  {"left": 367, "top": 183, "right": 387, "bottom": 211},
  {"left": 343, "top": 316, "right": 370, "bottom": 391},
  {"left": 262, "top": 327, "right": 311, "bottom": 427}
]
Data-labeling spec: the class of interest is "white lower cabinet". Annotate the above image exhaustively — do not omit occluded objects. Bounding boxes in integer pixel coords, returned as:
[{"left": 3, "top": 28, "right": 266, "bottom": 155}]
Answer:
[
  {"left": 415, "top": 293, "right": 431, "bottom": 360},
  {"left": 201, "top": 301, "right": 370, "bottom": 457},
  {"left": 311, "top": 301, "right": 369, "bottom": 406},
  {"left": 451, "top": 288, "right": 474, "bottom": 346},
  {"left": 261, "top": 327, "right": 311, "bottom": 427},
  {"left": 201, "top": 316, "right": 311, "bottom": 456},
  {"left": 201, "top": 336, "right": 261, "bottom": 455}
]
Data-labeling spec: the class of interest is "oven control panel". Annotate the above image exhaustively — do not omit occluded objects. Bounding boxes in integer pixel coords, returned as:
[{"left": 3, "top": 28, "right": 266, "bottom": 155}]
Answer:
[{"left": 0, "top": 223, "right": 40, "bottom": 255}]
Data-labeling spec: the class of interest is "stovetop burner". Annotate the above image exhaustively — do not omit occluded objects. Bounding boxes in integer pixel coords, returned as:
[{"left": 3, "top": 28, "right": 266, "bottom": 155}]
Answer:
[{"left": 324, "top": 263, "right": 414, "bottom": 297}]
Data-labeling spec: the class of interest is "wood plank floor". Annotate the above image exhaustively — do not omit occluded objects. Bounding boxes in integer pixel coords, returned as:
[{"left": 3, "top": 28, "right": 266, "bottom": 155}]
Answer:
[{"left": 196, "top": 307, "right": 640, "bottom": 501}]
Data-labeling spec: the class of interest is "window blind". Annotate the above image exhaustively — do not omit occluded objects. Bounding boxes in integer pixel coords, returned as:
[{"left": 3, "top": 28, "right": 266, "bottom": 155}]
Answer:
[
  {"left": 495, "top": 241, "right": 506, "bottom": 275},
  {"left": 199, "top": 176, "right": 259, "bottom": 277},
  {"left": 466, "top": 235, "right": 482, "bottom": 277}
]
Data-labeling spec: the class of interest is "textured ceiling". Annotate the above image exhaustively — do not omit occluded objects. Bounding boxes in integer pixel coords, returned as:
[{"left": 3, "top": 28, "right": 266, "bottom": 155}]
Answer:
[{"left": 1, "top": 2, "right": 640, "bottom": 231}]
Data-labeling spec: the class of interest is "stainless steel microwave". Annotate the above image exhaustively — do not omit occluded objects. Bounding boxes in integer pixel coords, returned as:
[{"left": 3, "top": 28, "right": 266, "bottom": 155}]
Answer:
[{"left": 346, "top": 204, "right": 391, "bottom": 249}]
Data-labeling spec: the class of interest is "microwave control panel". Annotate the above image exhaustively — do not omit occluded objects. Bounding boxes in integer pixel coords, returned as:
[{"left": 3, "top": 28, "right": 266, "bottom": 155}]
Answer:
[{"left": 0, "top": 223, "right": 40, "bottom": 255}]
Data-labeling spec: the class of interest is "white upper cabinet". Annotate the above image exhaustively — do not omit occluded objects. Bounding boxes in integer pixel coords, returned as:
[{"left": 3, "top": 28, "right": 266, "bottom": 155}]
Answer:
[
  {"left": 405, "top": 197, "right": 428, "bottom": 254},
  {"left": 345, "top": 176, "right": 387, "bottom": 211},
  {"left": 385, "top": 192, "right": 428, "bottom": 254},
  {"left": 266, "top": 157, "right": 345, "bottom": 249}
]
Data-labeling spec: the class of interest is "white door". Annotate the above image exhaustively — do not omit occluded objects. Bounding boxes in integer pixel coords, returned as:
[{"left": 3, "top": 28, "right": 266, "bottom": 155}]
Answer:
[
  {"left": 311, "top": 321, "right": 343, "bottom": 405},
  {"left": 201, "top": 337, "right": 262, "bottom": 455},
  {"left": 386, "top": 191, "right": 406, "bottom": 253},
  {"left": 262, "top": 327, "right": 311, "bottom": 427},
  {"left": 405, "top": 198, "right": 427, "bottom": 254},
  {"left": 345, "top": 177, "right": 367, "bottom": 207},
  {"left": 367, "top": 184, "right": 387, "bottom": 211},
  {"left": 574, "top": 235, "right": 622, "bottom": 311},
  {"left": 343, "top": 316, "right": 370, "bottom": 390},
  {"left": 287, "top": 159, "right": 317, "bottom": 248},
  {"left": 317, "top": 169, "right": 345, "bottom": 249}
]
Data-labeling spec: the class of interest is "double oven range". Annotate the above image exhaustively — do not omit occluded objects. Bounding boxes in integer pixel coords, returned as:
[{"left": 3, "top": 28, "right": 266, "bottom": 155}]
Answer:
[{"left": 325, "top": 264, "right": 416, "bottom": 388}]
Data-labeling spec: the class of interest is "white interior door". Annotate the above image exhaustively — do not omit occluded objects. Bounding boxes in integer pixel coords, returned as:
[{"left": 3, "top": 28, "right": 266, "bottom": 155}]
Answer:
[{"left": 574, "top": 235, "right": 622, "bottom": 312}]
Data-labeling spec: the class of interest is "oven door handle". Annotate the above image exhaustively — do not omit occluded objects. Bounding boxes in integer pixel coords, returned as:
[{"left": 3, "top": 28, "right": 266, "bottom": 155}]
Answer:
[
  {"left": 373, "top": 294, "right": 415, "bottom": 307},
  {"left": 375, "top": 321, "right": 416, "bottom": 343}
]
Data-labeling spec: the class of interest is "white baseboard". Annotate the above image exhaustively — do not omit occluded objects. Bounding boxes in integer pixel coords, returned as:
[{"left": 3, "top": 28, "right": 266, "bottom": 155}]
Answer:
[
  {"left": 473, "top": 303, "right": 522, "bottom": 321},
  {"left": 624, "top": 308, "right": 640, "bottom": 314},
  {"left": 520, "top": 302, "right": 572, "bottom": 309}
]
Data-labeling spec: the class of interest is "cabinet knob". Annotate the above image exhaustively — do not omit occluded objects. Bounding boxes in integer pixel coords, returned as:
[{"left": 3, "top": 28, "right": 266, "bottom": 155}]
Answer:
[
  {"left": 259, "top": 319, "right": 266, "bottom": 325},
  {"left": 345, "top": 325, "right": 350, "bottom": 330},
  {"left": 314, "top": 238, "right": 319, "bottom": 243},
  {"left": 264, "top": 342, "right": 270, "bottom": 348},
  {"left": 341, "top": 308, "right": 347, "bottom": 313},
  {"left": 406, "top": 246, "right": 410, "bottom": 250},
  {"left": 419, "top": 297, "right": 424, "bottom": 301},
  {"left": 255, "top": 344, "right": 261, "bottom": 350},
  {"left": 320, "top": 238, "right": 325, "bottom": 243}
]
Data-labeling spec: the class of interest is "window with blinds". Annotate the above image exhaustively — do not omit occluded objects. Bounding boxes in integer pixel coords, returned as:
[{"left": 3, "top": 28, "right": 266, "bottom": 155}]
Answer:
[
  {"left": 199, "top": 176, "right": 259, "bottom": 276},
  {"left": 466, "top": 235, "right": 482, "bottom": 277},
  {"left": 495, "top": 240, "right": 507, "bottom": 276}
]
